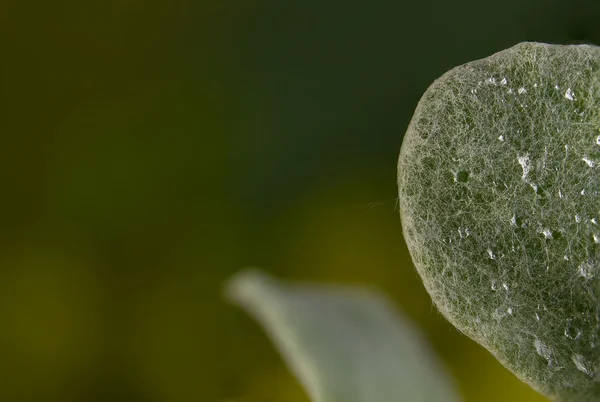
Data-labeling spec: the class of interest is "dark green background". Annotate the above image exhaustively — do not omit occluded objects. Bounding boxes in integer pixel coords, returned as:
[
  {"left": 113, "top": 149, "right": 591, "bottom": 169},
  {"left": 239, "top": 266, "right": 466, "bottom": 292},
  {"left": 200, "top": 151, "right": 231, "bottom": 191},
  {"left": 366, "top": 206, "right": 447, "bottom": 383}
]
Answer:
[{"left": 1, "top": 0, "right": 598, "bottom": 401}]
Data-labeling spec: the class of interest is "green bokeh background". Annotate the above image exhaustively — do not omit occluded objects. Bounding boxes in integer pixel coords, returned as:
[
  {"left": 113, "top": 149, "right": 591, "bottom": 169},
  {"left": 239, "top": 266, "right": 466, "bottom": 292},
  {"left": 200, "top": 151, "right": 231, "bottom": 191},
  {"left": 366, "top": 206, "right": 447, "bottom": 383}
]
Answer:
[{"left": 1, "top": 1, "right": 599, "bottom": 401}]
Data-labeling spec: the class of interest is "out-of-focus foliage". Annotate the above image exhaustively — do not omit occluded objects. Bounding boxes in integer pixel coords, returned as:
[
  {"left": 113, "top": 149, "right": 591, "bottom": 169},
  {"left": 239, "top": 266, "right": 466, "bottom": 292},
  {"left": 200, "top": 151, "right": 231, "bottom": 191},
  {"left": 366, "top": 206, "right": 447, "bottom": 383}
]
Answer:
[
  {"left": 226, "top": 269, "right": 461, "bottom": 402},
  {"left": 0, "top": 0, "right": 598, "bottom": 401}
]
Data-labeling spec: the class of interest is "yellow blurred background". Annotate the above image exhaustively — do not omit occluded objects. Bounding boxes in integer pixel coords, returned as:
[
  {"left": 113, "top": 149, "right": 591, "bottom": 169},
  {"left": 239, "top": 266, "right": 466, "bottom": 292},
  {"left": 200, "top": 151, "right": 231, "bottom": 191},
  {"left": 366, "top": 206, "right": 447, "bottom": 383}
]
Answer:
[{"left": 1, "top": 0, "right": 598, "bottom": 401}]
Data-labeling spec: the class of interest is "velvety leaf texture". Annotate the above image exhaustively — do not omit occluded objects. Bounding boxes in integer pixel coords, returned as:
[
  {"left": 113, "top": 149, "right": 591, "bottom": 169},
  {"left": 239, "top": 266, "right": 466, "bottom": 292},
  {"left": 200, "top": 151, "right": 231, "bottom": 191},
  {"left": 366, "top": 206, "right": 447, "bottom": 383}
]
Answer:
[
  {"left": 226, "top": 269, "right": 461, "bottom": 402},
  {"left": 398, "top": 42, "right": 600, "bottom": 401}
]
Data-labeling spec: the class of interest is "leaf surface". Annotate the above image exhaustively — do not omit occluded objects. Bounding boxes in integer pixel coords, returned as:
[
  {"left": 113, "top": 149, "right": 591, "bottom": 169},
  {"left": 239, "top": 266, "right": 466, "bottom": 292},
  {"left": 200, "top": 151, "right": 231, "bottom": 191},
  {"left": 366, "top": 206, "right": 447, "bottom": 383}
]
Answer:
[{"left": 398, "top": 42, "right": 600, "bottom": 401}]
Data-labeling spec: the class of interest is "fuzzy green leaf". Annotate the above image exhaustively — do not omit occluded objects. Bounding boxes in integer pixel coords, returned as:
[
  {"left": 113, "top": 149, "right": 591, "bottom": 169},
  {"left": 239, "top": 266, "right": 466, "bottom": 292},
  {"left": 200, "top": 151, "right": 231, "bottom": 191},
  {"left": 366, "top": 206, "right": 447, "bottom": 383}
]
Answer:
[
  {"left": 225, "top": 269, "right": 461, "bottom": 402},
  {"left": 398, "top": 42, "right": 600, "bottom": 401}
]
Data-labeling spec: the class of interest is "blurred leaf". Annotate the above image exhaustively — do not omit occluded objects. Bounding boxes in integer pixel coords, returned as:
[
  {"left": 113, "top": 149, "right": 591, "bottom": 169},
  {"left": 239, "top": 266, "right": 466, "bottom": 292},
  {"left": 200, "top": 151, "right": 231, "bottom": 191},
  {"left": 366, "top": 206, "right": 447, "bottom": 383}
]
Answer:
[{"left": 225, "top": 269, "right": 462, "bottom": 402}]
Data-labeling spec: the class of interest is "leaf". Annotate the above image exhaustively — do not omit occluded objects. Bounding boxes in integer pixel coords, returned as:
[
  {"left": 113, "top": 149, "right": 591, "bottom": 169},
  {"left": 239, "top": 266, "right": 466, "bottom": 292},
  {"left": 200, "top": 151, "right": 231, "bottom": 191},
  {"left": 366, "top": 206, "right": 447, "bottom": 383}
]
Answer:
[
  {"left": 225, "top": 268, "right": 461, "bottom": 402},
  {"left": 397, "top": 42, "right": 600, "bottom": 401}
]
